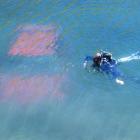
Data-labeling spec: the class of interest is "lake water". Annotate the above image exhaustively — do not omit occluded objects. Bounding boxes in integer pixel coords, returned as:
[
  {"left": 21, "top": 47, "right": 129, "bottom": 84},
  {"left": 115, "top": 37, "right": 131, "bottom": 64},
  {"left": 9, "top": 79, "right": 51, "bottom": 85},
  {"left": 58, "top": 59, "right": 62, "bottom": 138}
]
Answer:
[{"left": 0, "top": 0, "right": 140, "bottom": 140}]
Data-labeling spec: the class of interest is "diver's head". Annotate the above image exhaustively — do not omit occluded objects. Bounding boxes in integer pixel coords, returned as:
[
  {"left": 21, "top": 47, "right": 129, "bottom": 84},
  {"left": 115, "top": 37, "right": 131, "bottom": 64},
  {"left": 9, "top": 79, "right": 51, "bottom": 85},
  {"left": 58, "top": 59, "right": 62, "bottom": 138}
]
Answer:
[
  {"left": 93, "top": 53, "right": 102, "bottom": 67},
  {"left": 95, "top": 52, "right": 101, "bottom": 57}
]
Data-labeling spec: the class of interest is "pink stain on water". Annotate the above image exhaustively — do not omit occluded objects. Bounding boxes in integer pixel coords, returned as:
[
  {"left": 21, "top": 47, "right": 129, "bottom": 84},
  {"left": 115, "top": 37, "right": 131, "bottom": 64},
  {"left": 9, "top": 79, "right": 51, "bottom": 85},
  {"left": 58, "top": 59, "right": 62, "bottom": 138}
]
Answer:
[
  {"left": 8, "top": 24, "right": 58, "bottom": 56},
  {"left": 0, "top": 75, "right": 65, "bottom": 104}
]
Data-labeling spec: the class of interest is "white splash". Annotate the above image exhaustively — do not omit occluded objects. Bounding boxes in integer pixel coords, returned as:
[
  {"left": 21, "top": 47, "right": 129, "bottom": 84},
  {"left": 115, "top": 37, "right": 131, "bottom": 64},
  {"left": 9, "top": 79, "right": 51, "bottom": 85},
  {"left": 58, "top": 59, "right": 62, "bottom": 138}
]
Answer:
[{"left": 115, "top": 78, "right": 124, "bottom": 85}]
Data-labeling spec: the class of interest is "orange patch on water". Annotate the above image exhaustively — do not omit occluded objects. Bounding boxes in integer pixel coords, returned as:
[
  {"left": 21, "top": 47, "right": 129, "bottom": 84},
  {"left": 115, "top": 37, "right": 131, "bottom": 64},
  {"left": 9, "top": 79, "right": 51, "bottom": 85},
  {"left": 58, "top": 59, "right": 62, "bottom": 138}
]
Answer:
[
  {"left": 1, "top": 75, "right": 65, "bottom": 104},
  {"left": 8, "top": 24, "right": 58, "bottom": 56}
]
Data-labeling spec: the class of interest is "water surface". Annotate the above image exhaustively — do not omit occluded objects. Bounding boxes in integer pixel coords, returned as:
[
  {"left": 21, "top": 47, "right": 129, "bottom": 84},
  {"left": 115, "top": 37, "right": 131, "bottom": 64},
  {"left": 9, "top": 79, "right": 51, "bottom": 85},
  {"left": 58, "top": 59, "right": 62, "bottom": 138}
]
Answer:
[{"left": 0, "top": 0, "right": 140, "bottom": 140}]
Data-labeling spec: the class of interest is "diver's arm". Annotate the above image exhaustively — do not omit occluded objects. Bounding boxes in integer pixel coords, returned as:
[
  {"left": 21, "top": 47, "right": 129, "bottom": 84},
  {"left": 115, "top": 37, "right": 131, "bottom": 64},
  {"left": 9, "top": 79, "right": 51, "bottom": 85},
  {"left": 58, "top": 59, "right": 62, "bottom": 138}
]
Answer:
[
  {"left": 83, "top": 56, "right": 93, "bottom": 69},
  {"left": 83, "top": 60, "right": 88, "bottom": 68}
]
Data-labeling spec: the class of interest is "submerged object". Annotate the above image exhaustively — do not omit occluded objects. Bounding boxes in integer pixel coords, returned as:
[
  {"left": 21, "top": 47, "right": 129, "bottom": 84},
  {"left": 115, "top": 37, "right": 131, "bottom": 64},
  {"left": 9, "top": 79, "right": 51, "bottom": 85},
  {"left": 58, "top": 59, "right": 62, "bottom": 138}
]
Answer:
[
  {"left": 0, "top": 74, "right": 65, "bottom": 104},
  {"left": 8, "top": 24, "right": 59, "bottom": 56}
]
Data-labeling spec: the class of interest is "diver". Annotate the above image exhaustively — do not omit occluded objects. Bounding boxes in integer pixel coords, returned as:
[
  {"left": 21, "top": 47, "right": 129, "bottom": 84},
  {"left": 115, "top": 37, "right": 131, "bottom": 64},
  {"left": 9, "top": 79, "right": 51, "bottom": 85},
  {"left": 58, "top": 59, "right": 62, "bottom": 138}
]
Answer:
[
  {"left": 83, "top": 50, "right": 114, "bottom": 70},
  {"left": 83, "top": 50, "right": 140, "bottom": 85}
]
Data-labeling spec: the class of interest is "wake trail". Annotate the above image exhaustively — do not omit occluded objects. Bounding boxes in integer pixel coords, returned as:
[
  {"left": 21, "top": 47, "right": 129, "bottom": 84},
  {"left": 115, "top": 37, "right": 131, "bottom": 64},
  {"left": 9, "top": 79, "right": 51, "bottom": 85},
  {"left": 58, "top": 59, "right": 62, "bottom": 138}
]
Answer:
[{"left": 117, "top": 51, "right": 140, "bottom": 63}]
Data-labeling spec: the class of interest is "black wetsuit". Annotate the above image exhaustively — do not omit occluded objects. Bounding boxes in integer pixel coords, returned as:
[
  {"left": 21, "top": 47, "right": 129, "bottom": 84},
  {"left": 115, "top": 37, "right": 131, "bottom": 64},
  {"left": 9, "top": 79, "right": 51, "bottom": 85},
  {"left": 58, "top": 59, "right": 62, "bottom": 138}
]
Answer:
[
  {"left": 93, "top": 56, "right": 101, "bottom": 69},
  {"left": 101, "top": 52, "right": 112, "bottom": 62}
]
